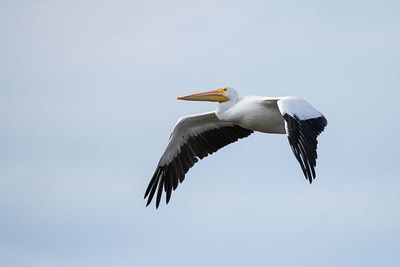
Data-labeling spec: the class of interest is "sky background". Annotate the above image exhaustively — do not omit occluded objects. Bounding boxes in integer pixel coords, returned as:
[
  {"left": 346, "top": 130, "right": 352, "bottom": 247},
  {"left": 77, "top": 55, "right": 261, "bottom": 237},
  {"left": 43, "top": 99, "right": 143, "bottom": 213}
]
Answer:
[{"left": 1, "top": 0, "right": 400, "bottom": 266}]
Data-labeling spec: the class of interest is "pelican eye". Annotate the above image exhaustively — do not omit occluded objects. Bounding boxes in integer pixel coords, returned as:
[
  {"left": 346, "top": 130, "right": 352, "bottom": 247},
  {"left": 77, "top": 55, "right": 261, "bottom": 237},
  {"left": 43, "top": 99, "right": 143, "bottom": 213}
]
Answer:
[{"left": 219, "top": 88, "right": 228, "bottom": 94}]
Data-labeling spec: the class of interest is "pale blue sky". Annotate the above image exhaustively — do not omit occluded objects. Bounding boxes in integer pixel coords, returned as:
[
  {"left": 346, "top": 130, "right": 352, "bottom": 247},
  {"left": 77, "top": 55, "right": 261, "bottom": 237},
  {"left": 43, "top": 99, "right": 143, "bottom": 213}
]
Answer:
[{"left": 1, "top": 0, "right": 400, "bottom": 266}]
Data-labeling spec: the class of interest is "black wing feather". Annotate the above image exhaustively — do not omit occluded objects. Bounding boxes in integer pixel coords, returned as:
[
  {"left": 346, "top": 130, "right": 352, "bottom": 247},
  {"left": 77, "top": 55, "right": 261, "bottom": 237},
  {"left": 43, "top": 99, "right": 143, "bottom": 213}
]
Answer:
[
  {"left": 145, "top": 125, "right": 253, "bottom": 208},
  {"left": 283, "top": 114, "right": 327, "bottom": 183}
]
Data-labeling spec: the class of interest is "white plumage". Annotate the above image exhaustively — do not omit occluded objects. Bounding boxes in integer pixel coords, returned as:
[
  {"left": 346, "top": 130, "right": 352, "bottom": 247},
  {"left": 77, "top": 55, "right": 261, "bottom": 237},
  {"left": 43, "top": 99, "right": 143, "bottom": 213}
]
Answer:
[{"left": 145, "top": 87, "right": 327, "bottom": 208}]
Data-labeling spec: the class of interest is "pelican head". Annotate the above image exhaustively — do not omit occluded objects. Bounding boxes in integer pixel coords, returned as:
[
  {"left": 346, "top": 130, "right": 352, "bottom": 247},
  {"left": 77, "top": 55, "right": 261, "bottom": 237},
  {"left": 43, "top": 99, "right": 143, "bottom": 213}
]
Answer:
[{"left": 177, "top": 87, "right": 238, "bottom": 103}]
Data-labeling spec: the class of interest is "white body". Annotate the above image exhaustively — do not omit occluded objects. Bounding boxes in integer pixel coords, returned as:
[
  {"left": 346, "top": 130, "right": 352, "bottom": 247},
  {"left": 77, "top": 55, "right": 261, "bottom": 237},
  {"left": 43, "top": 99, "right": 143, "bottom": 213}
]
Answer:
[{"left": 216, "top": 96, "right": 285, "bottom": 134}]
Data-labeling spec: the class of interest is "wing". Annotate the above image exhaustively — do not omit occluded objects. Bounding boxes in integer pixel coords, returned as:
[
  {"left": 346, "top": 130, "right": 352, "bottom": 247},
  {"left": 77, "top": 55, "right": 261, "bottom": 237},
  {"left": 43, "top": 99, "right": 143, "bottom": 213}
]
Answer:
[
  {"left": 277, "top": 97, "right": 328, "bottom": 183},
  {"left": 145, "top": 111, "right": 253, "bottom": 208}
]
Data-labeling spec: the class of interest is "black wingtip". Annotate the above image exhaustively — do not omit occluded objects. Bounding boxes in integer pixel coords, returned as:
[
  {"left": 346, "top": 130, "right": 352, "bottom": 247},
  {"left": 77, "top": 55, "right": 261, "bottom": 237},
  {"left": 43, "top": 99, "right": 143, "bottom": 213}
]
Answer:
[
  {"left": 166, "top": 190, "right": 172, "bottom": 205},
  {"left": 284, "top": 113, "right": 326, "bottom": 184},
  {"left": 145, "top": 196, "right": 152, "bottom": 207},
  {"left": 144, "top": 186, "right": 150, "bottom": 199}
]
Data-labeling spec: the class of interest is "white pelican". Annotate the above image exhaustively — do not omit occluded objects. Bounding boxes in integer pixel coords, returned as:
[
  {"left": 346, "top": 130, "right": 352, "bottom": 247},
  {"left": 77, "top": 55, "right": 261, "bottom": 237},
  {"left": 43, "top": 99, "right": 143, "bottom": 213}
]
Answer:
[{"left": 145, "top": 87, "right": 327, "bottom": 208}]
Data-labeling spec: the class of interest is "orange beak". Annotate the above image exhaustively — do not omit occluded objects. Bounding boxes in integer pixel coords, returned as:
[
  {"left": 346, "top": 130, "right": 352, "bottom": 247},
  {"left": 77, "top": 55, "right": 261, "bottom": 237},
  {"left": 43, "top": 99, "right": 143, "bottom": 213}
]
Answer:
[{"left": 177, "top": 89, "right": 229, "bottom": 103}]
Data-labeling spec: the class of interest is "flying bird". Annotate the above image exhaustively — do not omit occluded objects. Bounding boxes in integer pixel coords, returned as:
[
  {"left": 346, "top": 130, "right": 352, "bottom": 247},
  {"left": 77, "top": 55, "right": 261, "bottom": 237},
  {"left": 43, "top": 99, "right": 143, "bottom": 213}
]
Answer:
[{"left": 145, "top": 87, "right": 327, "bottom": 208}]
